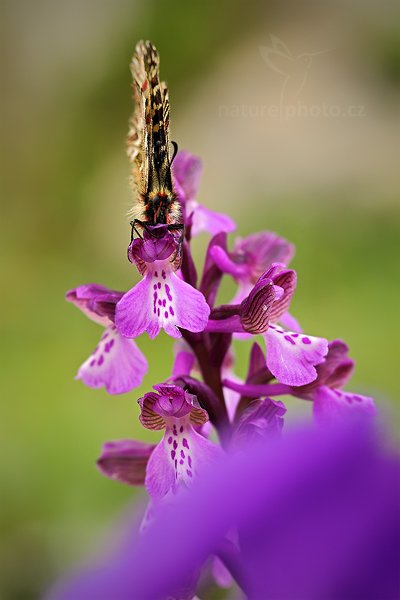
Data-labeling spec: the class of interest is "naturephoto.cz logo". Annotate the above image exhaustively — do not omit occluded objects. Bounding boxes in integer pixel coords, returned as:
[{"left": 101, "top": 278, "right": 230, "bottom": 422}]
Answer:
[{"left": 218, "top": 35, "right": 367, "bottom": 120}]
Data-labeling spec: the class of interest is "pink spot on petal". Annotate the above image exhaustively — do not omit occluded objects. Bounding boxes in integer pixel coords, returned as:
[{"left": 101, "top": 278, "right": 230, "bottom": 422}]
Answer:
[
  {"left": 104, "top": 339, "right": 115, "bottom": 353},
  {"left": 97, "top": 355, "right": 104, "bottom": 366},
  {"left": 284, "top": 335, "right": 295, "bottom": 345},
  {"left": 168, "top": 437, "right": 173, "bottom": 445},
  {"left": 302, "top": 337, "right": 311, "bottom": 344},
  {"left": 165, "top": 284, "right": 172, "bottom": 301},
  {"left": 183, "top": 438, "right": 189, "bottom": 449},
  {"left": 186, "top": 469, "right": 193, "bottom": 478}
]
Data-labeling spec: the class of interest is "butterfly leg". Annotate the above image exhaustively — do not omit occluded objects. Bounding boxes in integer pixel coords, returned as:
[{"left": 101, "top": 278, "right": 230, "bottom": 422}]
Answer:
[
  {"left": 168, "top": 224, "right": 185, "bottom": 264},
  {"left": 130, "top": 219, "right": 149, "bottom": 241}
]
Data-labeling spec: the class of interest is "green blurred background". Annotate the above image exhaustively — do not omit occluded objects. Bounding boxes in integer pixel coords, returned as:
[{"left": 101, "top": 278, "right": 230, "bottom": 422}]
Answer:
[{"left": 1, "top": 0, "right": 399, "bottom": 598}]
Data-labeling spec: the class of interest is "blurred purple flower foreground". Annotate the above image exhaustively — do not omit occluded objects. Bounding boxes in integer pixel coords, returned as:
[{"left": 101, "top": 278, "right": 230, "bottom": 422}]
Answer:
[
  {"left": 60, "top": 150, "right": 394, "bottom": 599},
  {"left": 50, "top": 424, "right": 399, "bottom": 600}
]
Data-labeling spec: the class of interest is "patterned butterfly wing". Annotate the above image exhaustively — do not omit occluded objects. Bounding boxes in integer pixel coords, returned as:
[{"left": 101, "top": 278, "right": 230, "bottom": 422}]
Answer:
[{"left": 127, "top": 40, "right": 179, "bottom": 225}]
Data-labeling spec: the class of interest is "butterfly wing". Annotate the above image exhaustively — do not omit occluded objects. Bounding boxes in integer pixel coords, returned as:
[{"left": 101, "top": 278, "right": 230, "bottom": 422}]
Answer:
[
  {"left": 127, "top": 41, "right": 173, "bottom": 219},
  {"left": 127, "top": 41, "right": 152, "bottom": 217}
]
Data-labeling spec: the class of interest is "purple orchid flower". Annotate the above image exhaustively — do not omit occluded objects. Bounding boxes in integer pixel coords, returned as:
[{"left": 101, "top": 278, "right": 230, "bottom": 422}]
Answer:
[
  {"left": 115, "top": 226, "right": 210, "bottom": 340},
  {"left": 208, "top": 264, "right": 328, "bottom": 386},
  {"left": 66, "top": 285, "right": 148, "bottom": 394},
  {"left": 173, "top": 150, "right": 236, "bottom": 237},
  {"left": 295, "top": 340, "right": 377, "bottom": 422},
  {"left": 98, "top": 384, "right": 221, "bottom": 501},
  {"left": 209, "top": 228, "right": 295, "bottom": 304},
  {"left": 224, "top": 340, "right": 376, "bottom": 422}
]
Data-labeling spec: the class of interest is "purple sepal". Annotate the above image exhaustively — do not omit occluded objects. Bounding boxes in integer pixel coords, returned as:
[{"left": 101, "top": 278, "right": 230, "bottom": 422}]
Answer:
[
  {"left": 66, "top": 284, "right": 123, "bottom": 326},
  {"left": 172, "top": 344, "right": 196, "bottom": 378},
  {"left": 188, "top": 201, "right": 236, "bottom": 237},
  {"left": 247, "top": 342, "right": 271, "bottom": 382},
  {"left": 138, "top": 384, "right": 209, "bottom": 430},
  {"left": 200, "top": 232, "right": 228, "bottom": 307},
  {"left": 97, "top": 439, "right": 155, "bottom": 486},
  {"left": 294, "top": 340, "right": 355, "bottom": 397},
  {"left": 173, "top": 150, "right": 202, "bottom": 203},
  {"left": 210, "top": 244, "right": 249, "bottom": 279},
  {"left": 267, "top": 268, "right": 297, "bottom": 322},
  {"left": 233, "top": 343, "right": 275, "bottom": 419},
  {"left": 233, "top": 231, "right": 295, "bottom": 276},
  {"left": 173, "top": 150, "right": 236, "bottom": 236},
  {"left": 279, "top": 311, "right": 303, "bottom": 333},
  {"left": 313, "top": 386, "right": 377, "bottom": 423},
  {"left": 240, "top": 278, "right": 276, "bottom": 334},
  {"left": 180, "top": 239, "right": 198, "bottom": 288},
  {"left": 233, "top": 398, "right": 286, "bottom": 444}
]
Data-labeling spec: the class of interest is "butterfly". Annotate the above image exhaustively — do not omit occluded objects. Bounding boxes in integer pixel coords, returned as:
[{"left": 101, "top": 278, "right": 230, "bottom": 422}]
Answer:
[{"left": 127, "top": 40, "right": 182, "bottom": 242}]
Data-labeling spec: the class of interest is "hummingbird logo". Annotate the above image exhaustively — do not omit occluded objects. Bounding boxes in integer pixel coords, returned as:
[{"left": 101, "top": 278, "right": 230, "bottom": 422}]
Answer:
[{"left": 259, "top": 35, "right": 332, "bottom": 108}]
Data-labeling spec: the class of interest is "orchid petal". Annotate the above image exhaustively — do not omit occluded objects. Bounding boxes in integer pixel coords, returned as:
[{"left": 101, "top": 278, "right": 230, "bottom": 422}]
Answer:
[
  {"left": 115, "top": 262, "right": 210, "bottom": 340},
  {"left": 294, "top": 339, "right": 355, "bottom": 397},
  {"left": 268, "top": 269, "right": 297, "bottom": 322},
  {"left": 187, "top": 200, "right": 236, "bottom": 237},
  {"left": 145, "top": 423, "right": 222, "bottom": 500},
  {"left": 76, "top": 326, "right": 147, "bottom": 394},
  {"left": 172, "top": 151, "right": 202, "bottom": 202},
  {"left": 313, "top": 386, "right": 376, "bottom": 423},
  {"left": 279, "top": 311, "right": 303, "bottom": 333},
  {"left": 265, "top": 325, "right": 328, "bottom": 386}
]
